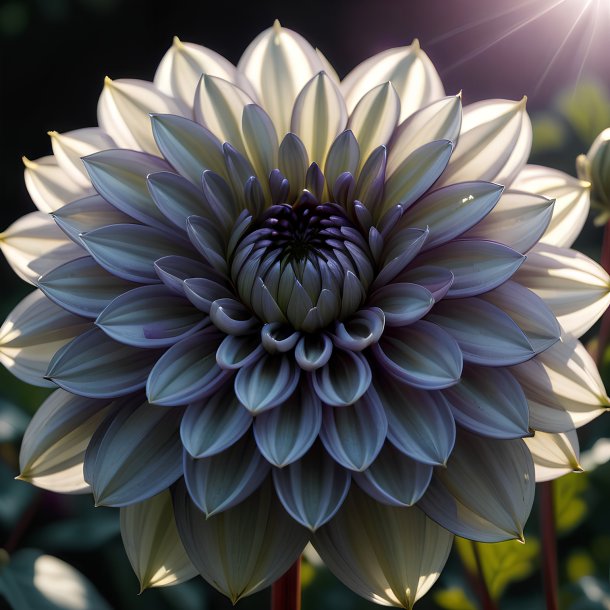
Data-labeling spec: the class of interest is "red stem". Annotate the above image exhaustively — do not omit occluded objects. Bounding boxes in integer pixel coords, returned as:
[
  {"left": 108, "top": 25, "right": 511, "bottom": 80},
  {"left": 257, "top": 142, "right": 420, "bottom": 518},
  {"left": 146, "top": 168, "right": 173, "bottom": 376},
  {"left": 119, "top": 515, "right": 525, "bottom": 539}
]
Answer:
[
  {"left": 271, "top": 557, "right": 301, "bottom": 610},
  {"left": 540, "top": 481, "right": 559, "bottom": 610},
  {"left": 596, "top": 220, "right": 610, "bottom": 367}
]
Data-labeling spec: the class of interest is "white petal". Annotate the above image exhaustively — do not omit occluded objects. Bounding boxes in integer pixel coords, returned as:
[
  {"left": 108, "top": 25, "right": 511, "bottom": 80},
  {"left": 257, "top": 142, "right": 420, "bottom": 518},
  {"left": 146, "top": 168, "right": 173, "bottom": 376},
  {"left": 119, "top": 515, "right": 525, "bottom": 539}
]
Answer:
[
  {"left": 19, "top": 390, "right": 115, "bottom": 494},
  {"left": 524, "top": 430, "right": 581, "bottom": 482},
  {"left": 341, "top": 40, "right": 444, "bottom": 122},
  {"left": 49, "top": 128, "right": 115, "bottom": 187},
  {"left": 23, "top": 155, "right": 92, "bottom": 213},
  {"left": 154, "top": 36, "right": 237, "bottom": 106},
  {"left": 98, "top": 78, "right": 188, "bottom": 153},
  {"left": 512, "top": 164, "right": 590, "bottom": 248},
  {"left": 514, "top": 243, "right": 610, "bottom": 337},
  {"left": 313, "top": 487, "right": 453, "bottom": 608},
  {"left": 0, "top": 211, "right": 84, "bottom": 285},
  {"left": 511, "top": 333, "right": 609, "bottom": 432},
  {"left": 121, "top": 490, "right": 197, "bottom": 590},
  {"left": 238, "top": 21, "right": 324, "bottom": 135}
]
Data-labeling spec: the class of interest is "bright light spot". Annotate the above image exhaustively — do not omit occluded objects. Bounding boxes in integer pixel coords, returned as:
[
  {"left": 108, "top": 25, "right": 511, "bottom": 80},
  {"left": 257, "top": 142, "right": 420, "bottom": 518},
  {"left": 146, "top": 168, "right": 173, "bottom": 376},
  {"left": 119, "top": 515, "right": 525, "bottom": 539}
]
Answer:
[{"left": 33, "top": 555, "right": 91, "bottom": 610}]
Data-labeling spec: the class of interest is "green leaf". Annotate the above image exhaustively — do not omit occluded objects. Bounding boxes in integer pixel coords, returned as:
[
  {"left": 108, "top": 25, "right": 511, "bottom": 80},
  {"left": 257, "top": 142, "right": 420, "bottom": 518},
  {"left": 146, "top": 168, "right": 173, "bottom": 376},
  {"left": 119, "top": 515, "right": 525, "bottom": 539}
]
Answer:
[
  {"left": 434, "top": 586, "right": 478, "bottom": 610},
  {"left": 553, "top": 473, "right": 589, "bottom": 535},
  {"left": 0, "top": 548, "right": 111, "bottom": 609},
  {"left": 455, "top": 536, "right": 540, "bottom": 601},
  {"left": 558, "top": 82, "right": 610, "bottom": 145},
  {"left": 0, "top": 400, "right": 29, "bottom": 442}
]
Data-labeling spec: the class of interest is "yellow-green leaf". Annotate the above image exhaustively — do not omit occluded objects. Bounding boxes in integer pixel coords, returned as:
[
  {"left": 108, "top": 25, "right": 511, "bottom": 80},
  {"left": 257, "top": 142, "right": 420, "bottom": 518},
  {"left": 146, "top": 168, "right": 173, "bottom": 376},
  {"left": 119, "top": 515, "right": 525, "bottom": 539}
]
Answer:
[
  {"left": 553, "top": 472, "right": 588, "bottom": 535},
  {"left": 434, "top": 586, "right": 477, "bottom": 610}
]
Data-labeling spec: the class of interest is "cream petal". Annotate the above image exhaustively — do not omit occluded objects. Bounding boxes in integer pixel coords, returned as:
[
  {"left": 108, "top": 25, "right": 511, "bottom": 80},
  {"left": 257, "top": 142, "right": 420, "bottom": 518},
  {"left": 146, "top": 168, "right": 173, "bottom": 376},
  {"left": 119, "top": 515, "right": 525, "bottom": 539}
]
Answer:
[
  {"left": 512, "top": 164, "right": 590, "bottom": 248},
  {"left": 291, "top": 72, "right": 348, "bottom": 167},
  {"left": 419, "top": 433, "right": 535, "bottom": 542},
  {"left": 98, "top": 78, "right": 188, "bottom": 153},
  {"left": 0, "top": 211, "right": 84, "bottom": 285},
  {"left": 273, "top": 442, "right": 351, "bottom": 530},
  {"left": 313, "top": 487, "right": 453, "bottom": 608},
  {"left": 237, "top": 21, "right": 324, "bottom": 136},
  {"left": 341, "top": 40, "right": 444, "bottom": 122},
  {"left": 514, "top": 243, "right": 610, "bottom": 337},
  {"left": 439, "top": 98, "right": 531, "bottom": 187},
  {"left": 387, "top": 95, "right": 462, "bottom": 177},
  {"left": 511, "top": 333, "right": 609, "bottom": 433},
  {"left": 49, "top": 128, "right": 115, "bottom": 187},
  {"left": 524, "top": 430, "right": 581, "bottom": 482},
  {"left": 120, "top": 490, "right": 197, "bottom": 590},
  {"left": 0, "top": 290, "right": 91, "bottom": 387},
  {"left": 348, "top": 82, "right": 401, "bottom": 166},
  {"left": 84, "top": 397, "right": 183, "bottom": 506},
  {"left": 23, "top": 155, "right": 92, "bottom": 214},
  {"left": 184, "top": 436, "right": 269, "bottom": 516},
  {"left": 194, "top": 75, "right": 254, "bottom": 151},
  {"left": 173, "top": 478, "right": 309, "bottom": 603},
  {"left": 19, "top": 390, "right": 115, "bottom": 494},
  {"left": 242, "top": 104, "right": 279, "bottom": 185},
  {"left": 154, "top": 36, "right": 237, "bottom": 106}
]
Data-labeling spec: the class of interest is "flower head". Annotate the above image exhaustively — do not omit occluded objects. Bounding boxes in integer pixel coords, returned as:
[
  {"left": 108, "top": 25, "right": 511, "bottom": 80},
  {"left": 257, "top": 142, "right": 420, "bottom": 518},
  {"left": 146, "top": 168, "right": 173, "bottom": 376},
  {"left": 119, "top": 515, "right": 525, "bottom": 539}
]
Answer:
[{"left": 2, "top": 21, "right": 609, "bottom": 608}]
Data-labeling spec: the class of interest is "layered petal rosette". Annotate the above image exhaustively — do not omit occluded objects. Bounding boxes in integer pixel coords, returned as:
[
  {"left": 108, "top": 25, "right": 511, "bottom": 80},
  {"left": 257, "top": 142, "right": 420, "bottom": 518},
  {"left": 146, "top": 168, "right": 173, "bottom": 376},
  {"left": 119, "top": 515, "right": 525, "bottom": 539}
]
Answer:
[{"left": 3, "top": 21, "right": 609, "bottom": 608}]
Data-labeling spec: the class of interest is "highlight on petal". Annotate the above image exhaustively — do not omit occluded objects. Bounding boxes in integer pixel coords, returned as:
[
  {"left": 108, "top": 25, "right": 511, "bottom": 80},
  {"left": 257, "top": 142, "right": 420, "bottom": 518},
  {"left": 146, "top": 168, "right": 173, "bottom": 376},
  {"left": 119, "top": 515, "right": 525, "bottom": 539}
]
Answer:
[
  {"left": 0, "top": 211, "right": 84, "bottom": 285},
  {"left": 98, "top": 77, "right": 188, "bottom": 153},
  {"left": 237, "top": 21, "right": 324, "bottom": 135},
  {"left": 84, "top": 397, "right": 183, "bottom": 506},
  {"left": 273, "top": 441, "right": 351, "bottom": 530},
  {"left": 0, "top": 290, "right": 91, "bottom": 387},
  {"left": 513, "top": 164, "right": 590, "bottom": 248},
  {"left": 19, "top": 390, "right": 115, "bottom": 494},
  {"left": 514, "top": 243, "right": 610, "bottom": 337},
  {"left": 120, "top": 490, "right": 197, "bottom": 590},
  {"left": 511, "top": 333, "right": 609, "bottom": 433},
  {"left": 253, "top": 382, "right": 322, "bottom": 466},
  {"left": 173, "top": 478, "right": 309, "bottom": 603},
  {"left": 419, "top": 432, "right": 535, "bottom": 542},
  {"left": 524, "top": 430, "right": 581, "bottom": 482},
  {"left": 154, "top": 36, "right": 237, "bottom": 105},
  {"left": 319, "top": 387, "right": 388, "bottom": 472},
  {"left": 341, "top": 40, "right": 445, "bottom": 122},
  {"left": 313, "top": 486, "right": 453, "bottom": 609},
  {"left": 184, "top": 435, "right": 270, "bottom": 516}
]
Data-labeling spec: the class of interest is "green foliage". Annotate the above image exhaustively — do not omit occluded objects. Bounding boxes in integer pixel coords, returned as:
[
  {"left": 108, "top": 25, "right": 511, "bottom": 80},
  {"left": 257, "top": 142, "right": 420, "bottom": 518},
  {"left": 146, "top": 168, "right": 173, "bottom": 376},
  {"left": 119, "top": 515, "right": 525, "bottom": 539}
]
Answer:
[
  {"left": 0, "top": 401, "right": 29, "bottom": 443},
  {"left": 554, "top": 473, "right": 589, "bottom": 535},
  {"left": 558, "top": 83, "right": 610, "bottom": 148},
  {"left": 454, "top": 536, "right": 540, "bottom": 602},
  {"left": 434, "top": 586, "right": 477, "bottom": 610}
]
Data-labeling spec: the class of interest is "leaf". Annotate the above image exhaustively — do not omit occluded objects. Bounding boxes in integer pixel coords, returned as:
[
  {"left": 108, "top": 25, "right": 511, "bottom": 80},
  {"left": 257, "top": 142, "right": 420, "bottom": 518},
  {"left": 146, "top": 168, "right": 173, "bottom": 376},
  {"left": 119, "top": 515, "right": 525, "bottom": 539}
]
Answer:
[
  {"left": 454, "top": 536, "right": 540, "bottom": 601},
  {"left": 433, "top": 587, "right": 477, "bottom": 610},
  {"left": 553, "top": 472, "right": 589, "bottom": 535},
  {"left": 0, "top": 400, "right": 29, "bottom": 442},
  {"left": 0, "top": 549, "right": 111, "bottom": 609}
]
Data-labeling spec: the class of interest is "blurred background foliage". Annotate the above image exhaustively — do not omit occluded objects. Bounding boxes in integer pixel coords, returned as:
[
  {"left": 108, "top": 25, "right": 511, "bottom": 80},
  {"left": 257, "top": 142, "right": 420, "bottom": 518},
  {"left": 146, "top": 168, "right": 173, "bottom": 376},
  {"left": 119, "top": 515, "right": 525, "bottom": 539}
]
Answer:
[{"left": 1, "top": 0, "right": 610, "bottom": 608}]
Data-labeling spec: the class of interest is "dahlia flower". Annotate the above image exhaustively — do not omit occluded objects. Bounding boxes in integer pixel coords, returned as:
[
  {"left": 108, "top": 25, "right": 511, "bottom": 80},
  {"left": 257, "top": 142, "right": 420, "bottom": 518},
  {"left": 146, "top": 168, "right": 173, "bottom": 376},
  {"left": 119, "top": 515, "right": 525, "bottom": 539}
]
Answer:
[{"left": 2, "top": 21, "right": 609, "bottom": 608}]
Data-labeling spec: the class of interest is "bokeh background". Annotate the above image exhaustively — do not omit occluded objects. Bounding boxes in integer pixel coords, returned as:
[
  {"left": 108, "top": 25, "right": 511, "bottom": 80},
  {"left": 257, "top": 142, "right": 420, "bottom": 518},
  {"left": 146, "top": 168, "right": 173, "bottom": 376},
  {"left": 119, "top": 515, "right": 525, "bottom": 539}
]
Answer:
[{"left": 1, "top": 0, "right": 610, "bottom": 608}]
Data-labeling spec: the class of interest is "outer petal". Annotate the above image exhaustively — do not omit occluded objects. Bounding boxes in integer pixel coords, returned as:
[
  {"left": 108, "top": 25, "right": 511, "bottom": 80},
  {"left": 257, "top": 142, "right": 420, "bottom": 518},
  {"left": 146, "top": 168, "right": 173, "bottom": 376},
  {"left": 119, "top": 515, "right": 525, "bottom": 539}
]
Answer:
[
  {"left": 341, "top": 40, "right": 445, "bottom": 122},
  {"left": 84, "top": 397, "right": 183, "bottom": 506},
  {"left": 184, "top": 435, "right": 270, "bottom": 516},
  {"left": 514, "top": 243, "right": 610, "bottom": 337},
  {"left": 419, "top": 432, "right": 535, "bottom": 542},
  {"left": 237, "top": 21, "right": 324, "bottom": 135},
  {"left": 511, "top": 333, "right": 609, "bottom": 432},
  {"left": 273, "top": 442, "right": 351, "bottom": 530},
  {"left": 47, "top": 327, "right": 162, "bottom": 398},
  {"left": 313, "top": 487, "right": 453, "bottom": 609},
  {"left": 120, "top": 490, "right": 198, "bottom": 590},
  {"left": 513, "top": 164, "right": 590, "bottom": 248},
  {"left": 98, "top": 78, "right": 188, "bottom": 153},
  {"left": 0, "top": 211, "right": 84, "bottom": 285},
  {"left": 154, "top": 36, "right": 237, "bottom": 105},
  {"left": 524, "top": 430, "right": 581, "bottom": 482},
  {"left": 19, "top": 390, "right": 115, "bottom": 494},
  {"left": 23, "top": 155, "right": 92, "bottom": 213},
  {"left": 173, "top": 478, "right": 309, "bottom": 603},
  {"left": 0, "top": 290, "right": 91, "bottom": 387},
  {"left": 439, "top": 98, "right": 531, "bottom": 187}
]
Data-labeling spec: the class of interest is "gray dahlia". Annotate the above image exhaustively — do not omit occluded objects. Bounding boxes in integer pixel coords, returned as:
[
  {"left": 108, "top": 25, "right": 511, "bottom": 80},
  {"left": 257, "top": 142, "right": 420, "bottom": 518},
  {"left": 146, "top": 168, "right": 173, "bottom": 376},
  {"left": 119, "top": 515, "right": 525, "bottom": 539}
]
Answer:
[{"left": 2, "top": 21, "right": 610, "bottom": 608}]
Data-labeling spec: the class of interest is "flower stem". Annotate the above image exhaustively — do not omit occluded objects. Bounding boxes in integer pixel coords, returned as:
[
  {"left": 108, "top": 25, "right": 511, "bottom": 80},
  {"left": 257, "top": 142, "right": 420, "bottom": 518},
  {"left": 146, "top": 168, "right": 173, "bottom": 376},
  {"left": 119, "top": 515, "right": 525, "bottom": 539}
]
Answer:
[
  {"left": 271, "top": 557, "right": 301, "bottom": 610},
  {"left": 469, "top": 540, "right": 497, "bottom": 610},
  {"left": 540, "top": 481, "right": 559, "bottom": 610},
  {"left": 596, "top": 220, "right": 610, "bottom": 367}
]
